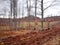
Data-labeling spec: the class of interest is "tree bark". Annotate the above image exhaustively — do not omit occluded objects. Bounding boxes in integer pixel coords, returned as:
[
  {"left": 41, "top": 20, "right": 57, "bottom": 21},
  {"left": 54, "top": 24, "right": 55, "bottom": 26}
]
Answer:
[
  {"left": 41, "top": 0, "right": 44, "bottom": 30},
  {"left": 34, "top": 0, "right": 37, "bottom": 30}
]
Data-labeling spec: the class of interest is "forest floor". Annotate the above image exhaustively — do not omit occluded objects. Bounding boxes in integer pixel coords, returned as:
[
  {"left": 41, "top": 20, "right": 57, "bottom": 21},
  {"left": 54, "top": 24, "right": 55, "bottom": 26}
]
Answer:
[{"left": 0, "top": 21, "right": 60, "bottom": 45}]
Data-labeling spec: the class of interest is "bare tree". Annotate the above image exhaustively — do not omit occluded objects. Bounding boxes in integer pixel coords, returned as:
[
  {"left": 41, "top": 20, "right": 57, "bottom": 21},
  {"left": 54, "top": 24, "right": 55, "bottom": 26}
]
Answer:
[
  {"left": 26, "top": 0, "right": 29, "bottom": 29},
  {"left": 10, "top": 0, "right": 18, "bottom": 30},
  {"left": 10, "top": 0, "right": 13, "bottom": 30},
  {"left": 31, "top": 0, "right": 57, "bottom": 30},
  {"left": 10, "top": 0, "right": 13, "bottom": 18},
  {"left": 34, "top": 0, "right": 37, "bottom": 30},
  {"left": 26, "top": 0, "right": 31, "bottom": 29},
  {"left": 33, "top": 0, "right": 56, "bottom": 30},
  {"left": 41, "top": 0, "right": 57, "bottom": 30},
  {"left": 25, "top": 0, "right": 57, "bottom": 30},
  {"left": 13, "top": 0, "right": 17, "bottom": 19},
  {"left": 41, "top": 0, "right": 43, "bottom": 30},
  {"left": 22, "top": 0, "right": 24, "bottom": 29}
]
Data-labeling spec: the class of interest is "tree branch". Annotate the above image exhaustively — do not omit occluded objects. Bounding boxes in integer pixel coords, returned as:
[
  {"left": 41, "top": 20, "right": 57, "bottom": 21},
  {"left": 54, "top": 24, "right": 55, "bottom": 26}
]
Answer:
[{"left": 44, "top": 0, "right": 56, "bottom": 10}]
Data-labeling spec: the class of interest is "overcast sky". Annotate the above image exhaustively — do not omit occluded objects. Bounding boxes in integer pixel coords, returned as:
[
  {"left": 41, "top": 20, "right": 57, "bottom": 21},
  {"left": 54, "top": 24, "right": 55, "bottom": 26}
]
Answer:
[{"left": 0, "top": 0, "right": 60, "bottom": 18}]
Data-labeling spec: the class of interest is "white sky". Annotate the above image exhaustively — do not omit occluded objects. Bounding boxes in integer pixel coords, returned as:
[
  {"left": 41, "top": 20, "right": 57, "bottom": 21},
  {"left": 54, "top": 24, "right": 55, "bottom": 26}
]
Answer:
[{"left": 0, "top": 0, "right": 60, "bottom": 18}]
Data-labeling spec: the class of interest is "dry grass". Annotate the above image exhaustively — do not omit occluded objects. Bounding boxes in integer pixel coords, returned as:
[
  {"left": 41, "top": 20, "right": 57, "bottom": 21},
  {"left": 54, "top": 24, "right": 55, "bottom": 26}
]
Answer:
[{"left": 0, "top": 22, "right": 47, "bottom": 30}]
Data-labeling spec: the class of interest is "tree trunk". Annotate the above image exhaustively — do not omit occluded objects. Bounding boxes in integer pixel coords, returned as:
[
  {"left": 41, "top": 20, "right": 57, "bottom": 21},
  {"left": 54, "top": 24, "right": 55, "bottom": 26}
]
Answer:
[
  {"left": 12, "top": 0, "right": 17, "bottom": 30},
  {"left": 34, "top": 0, "right": 37, "bottom": 30},
  {"left": 41, "top": 0, "right": 44, "bottom": 30}
]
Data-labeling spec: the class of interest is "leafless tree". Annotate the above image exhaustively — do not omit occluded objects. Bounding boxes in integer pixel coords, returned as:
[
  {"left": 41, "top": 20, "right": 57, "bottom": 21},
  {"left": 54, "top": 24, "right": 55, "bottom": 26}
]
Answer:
[
  {"left": 35, "top": 0, "right": 56, "bottom": 30},
  {"left": 22, "top": 0, "right": 24, "bottom": 29},
  {"left": 41, "top": 0, "right": 43, "bottom": 30},
  {"left": 26, "top": 0, "right": 31, "bottom": 29},
  {"left": 34, "top": 0, "right": 37, "bottom": 30},
  {"left": 10, "top": 0, "right": 18, "bottom": 30},
  {"left": 41, "top": 0, "right": 57, "bottom": 30},
  {"left": 26, "top": 0, "right": 57, "bottom": 30},
  {"left": 10, "top": 0, "right": 13, "bottom": 18}
]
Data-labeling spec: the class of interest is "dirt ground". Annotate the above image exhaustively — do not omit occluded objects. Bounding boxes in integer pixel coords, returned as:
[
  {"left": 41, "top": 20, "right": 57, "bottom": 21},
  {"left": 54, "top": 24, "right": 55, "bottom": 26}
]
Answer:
[
  {"left": 0, "top": 30, "right": 34, "bottom": 38},
  {"left": 43, "top": 34, "right": 60, "bottom": 45},
  {"left": 0, "top": 23, "right": 60, "bottom": 45}
]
